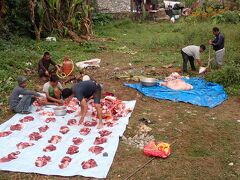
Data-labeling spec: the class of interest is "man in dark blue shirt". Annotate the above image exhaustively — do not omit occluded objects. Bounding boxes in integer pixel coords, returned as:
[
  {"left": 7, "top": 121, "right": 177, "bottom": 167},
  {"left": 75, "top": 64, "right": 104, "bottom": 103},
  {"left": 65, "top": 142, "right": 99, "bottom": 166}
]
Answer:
[
  {"left": 209, "top": 27, "right": 225, "bottom": 69},
  {"left": 62, "top": 80, "right": 103, "bottom": 129}
]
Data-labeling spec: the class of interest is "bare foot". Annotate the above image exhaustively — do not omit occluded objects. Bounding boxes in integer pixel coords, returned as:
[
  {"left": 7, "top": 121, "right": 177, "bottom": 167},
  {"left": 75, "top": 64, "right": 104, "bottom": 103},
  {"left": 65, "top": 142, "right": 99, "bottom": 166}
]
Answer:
[
  {"left": 97, "top": 122, "right": 104, "bottom": 129},
  {"left": 78, "top": 120, "right": 84, "bottom": 125}
]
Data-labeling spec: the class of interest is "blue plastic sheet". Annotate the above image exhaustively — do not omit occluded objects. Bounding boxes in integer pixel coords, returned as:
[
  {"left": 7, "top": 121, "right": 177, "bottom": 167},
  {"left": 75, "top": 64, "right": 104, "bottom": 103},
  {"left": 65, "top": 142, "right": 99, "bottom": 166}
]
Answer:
[{"left": 124, "top": 78, "right": 228, "bottom": 108}]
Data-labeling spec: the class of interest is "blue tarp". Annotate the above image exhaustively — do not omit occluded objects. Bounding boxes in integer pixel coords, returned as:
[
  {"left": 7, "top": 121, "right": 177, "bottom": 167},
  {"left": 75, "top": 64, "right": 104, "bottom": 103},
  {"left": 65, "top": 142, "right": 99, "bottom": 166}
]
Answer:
[{"left": 124, "top": 78, "right": 228, "bottom": 108}]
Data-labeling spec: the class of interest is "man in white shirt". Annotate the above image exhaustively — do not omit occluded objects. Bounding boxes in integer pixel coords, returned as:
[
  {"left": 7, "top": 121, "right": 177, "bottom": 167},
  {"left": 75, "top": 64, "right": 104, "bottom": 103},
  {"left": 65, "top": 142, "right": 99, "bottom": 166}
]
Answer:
[{"left": 181, "top": 45, "right": 206, "bottom": 73}]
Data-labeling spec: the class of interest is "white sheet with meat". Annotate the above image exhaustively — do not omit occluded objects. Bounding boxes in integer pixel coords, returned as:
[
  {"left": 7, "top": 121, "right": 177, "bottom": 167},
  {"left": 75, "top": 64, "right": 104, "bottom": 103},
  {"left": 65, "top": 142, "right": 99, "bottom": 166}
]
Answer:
[{"left": 0, "top": 100, "right": 136, "bottom": 178}]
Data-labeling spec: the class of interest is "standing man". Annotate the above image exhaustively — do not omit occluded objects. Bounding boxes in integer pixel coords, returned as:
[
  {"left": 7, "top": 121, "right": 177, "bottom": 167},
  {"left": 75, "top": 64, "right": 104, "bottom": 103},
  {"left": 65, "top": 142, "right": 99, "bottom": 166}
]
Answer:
[
  {"left": 209, "top": 27, "right": 225, "bottom": 69},
  {"left": 38, "top": 52, "right": 60, "bottom": 80},
  {"left": 62, "top": 80, "right": 103, "bottom": 129},
  {"left": 181, "top": 45, "right": 206, "bottom": 74}
]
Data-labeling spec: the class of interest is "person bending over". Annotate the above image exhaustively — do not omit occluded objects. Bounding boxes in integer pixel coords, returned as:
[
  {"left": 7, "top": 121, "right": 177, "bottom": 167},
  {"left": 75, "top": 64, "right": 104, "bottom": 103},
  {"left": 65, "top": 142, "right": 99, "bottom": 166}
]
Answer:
[
  {"left": 62, "top": 80, "right": 103, "bottom": 129},
  {"left": 181, "top": 44, "right": 206, "bottom": 74}
]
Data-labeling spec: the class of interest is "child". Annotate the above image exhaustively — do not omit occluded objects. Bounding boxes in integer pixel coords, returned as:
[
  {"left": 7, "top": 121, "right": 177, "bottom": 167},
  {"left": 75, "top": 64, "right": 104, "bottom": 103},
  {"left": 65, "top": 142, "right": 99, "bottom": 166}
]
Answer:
[
  {"left": 9, "top": 76, "right": 41, "bottom": 114},
  {"left": 43, "top": 75, "right": 63, "bottom": 105}
]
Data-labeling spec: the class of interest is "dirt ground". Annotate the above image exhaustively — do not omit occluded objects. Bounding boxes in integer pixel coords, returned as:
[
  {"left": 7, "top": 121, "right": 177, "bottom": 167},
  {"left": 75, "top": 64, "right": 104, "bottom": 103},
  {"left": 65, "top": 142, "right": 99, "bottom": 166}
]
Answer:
[{"left": 0, "top": 51, "right": 240, "bottom": 180}]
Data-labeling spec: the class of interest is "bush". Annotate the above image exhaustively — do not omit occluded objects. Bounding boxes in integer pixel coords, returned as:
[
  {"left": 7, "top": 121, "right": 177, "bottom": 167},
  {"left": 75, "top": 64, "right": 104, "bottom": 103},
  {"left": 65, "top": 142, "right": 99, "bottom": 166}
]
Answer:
[
  {"left": 3, "top": 0, "right": 32, "bottom": 36},
  {"left": 92, "top": 13, "right": 114, "bottom": 26},
  {"left": 212, "top": 11, "right": 240, "bottom": 24},
  {"left": 206, "top": 66, "right": 240, "bottom": 95}
]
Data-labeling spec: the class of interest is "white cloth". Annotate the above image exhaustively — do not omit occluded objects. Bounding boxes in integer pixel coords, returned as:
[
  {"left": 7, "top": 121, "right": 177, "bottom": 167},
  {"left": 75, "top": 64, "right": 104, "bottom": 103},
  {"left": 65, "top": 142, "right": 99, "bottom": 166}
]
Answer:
[
  {"left": 182, "top": 45, "right": 200, "bottom": 59},
  {"left": 76, "top": 59, "right": 101, "bottom": 69},
  {"left": 42, "top": 82, "right": 63, "bottom": 93},
  {"left": 0, "top": 101, "right": 136, "bottom": 178}
]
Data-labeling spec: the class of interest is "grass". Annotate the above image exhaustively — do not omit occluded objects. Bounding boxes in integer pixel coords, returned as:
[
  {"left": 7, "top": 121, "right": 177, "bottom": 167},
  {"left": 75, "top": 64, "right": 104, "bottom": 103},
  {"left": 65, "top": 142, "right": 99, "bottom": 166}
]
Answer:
[{"left": 0, "top": 18, "right": 240, "bottom": 179}]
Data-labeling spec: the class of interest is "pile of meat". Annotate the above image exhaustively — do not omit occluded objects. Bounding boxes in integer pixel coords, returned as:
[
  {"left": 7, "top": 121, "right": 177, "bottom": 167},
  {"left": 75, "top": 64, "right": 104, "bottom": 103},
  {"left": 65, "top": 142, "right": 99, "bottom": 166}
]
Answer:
[
  {"left": 160, "top": 72, "right": 193, "bottom": 91},
  {"left": 89, "top": 96, "right": 132, "bottom": 122}
]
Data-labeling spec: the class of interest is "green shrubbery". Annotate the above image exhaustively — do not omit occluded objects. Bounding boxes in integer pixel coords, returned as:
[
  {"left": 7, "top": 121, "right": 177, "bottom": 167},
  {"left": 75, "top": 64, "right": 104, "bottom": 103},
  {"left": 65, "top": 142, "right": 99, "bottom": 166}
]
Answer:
[{"left": 212, "top": 11, "right": 240, "bottom": 24}]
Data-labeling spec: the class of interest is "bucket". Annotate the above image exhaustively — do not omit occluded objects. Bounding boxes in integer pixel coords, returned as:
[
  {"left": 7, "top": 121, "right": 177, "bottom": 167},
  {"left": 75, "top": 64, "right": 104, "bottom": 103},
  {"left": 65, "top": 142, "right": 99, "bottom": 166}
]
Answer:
[{"left": 199, "top": 66, "right": 207, "bottom": 74}]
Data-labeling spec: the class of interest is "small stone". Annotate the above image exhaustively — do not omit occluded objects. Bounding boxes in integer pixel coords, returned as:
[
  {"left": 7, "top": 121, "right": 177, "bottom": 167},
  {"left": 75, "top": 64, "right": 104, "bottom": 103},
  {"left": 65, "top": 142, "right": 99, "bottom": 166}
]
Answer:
[
  {"left": 237, "top": 120, "right": 240, "bottom": 123},
  {"left": 122, "top": 136, "right": 127, "bottom": 140},
  {"left": 179, "top": 122, "right": 183, "bottom": 124},
  {"left": 118, "top": 174, "right": 121, "bottom": 177},
  {"left": 228, "top": 162, "right": 234, "bottom": 166},
  {"left": 103, "top": 152, "right": 108, "bottom": 157}
]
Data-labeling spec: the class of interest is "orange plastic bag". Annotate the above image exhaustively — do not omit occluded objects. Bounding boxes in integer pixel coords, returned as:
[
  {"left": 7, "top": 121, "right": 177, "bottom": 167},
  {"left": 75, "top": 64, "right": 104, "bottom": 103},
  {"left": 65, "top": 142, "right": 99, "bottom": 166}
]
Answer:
[{"left": 144, "top": 141, "right": 171, "bottom": 158}]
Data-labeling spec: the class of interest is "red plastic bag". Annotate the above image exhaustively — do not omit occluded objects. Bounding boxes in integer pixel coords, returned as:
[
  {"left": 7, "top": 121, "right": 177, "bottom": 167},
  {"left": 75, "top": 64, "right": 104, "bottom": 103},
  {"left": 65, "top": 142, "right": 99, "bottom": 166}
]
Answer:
[{"left": 144, "top": 141, "right": 171, "bottom": 158}]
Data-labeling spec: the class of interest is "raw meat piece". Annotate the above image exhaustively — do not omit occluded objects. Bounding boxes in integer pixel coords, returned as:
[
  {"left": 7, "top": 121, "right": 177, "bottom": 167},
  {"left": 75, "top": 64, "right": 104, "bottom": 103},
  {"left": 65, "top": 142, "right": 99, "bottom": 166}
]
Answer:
[
  {"left": 88, "top": 146, "right": 104, "bottom": 155},
  {"left": 43, "top": 144, "right": 56, "bottom": 152},
  {"left": 72, "top": 137, "right": 84, "bottom": 145},
  {"left": 83, "top": 120, "right": 97, "bottom": 127},
  {"left": 19, "top": 116, "right": 34, "bottom": 123},
  {"left": 16, "top": 142, "right": 34, "bottom": 149},
  {"left": 39, "top": 111, "right": 55, "bottom": 116},
  {"left": 66, "top": 110, "right": 75, "bottom": 114},
  {"left": 0, "top": 131, "right": 12, "bottom": 138},
  {"left": 98, "top": 130, "right": 112, "bottom": 137},
  {"left": 10, "top": 124, "right": 23, "bottom": 131},
  {"left": 81, "top": 159, "right": 97, "bottom": 169},
  {"left": 29, "top": 132, "right": 42, "bottom": 141},
  {"left": 104, "top": 122, "right": 115, "bottom": 127},
  {"left": 66, "top": 145, "right": 79, "bottom": 155},
  {"left": 48, "top": 135, "right": 62, "bottom": 144},
  {"left": 64, "top": 97, "right": 79, "bottom": 111},
  {"left": 59, "top": 126, "right": 70, "bottom": 134},
  {"left": 45, "top": 117, "right": 56, "bottom": 123},
  {"left": 94, "top": 137, "right": 107, "bottom": 145},
  {"left": 67, "top": 119, "right": 77, "bottom": 126},
  {"left": 59, "top": 156, "right": 72, "bottom": 169},
  {"left": 79, "top": 127, "right": 91, "bottom": 135},
  {"left": 38, "top": 125, "right": 49, "bottom": 133},
  {"left": 0, "top": 151, "right": 20, "bottom": 163},
  {"left": 160, "top": 79, "right": 193, "bottom": 90},
  {"left": 35, "top": 155, "right": 51, "bottom": 167}
]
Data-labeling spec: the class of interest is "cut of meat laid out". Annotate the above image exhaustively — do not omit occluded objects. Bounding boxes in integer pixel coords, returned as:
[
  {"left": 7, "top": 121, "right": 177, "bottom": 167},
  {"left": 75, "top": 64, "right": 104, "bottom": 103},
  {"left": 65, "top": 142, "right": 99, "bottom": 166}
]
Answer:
[
  {"left": 0, "top": 100, "right": 136, "bottom": 178},
  {"left": 72, "top": 137, "right": 84, "bottom": 145},
  {"left": 0, "top": 151, "right": 20, "bottom": 163},
  {"left": 29, "top": 132, "right": 42, "bottom": 141},
  {"left": 66, "top": 145, "right": 79, "bottom": 155},
  {"left": 38, "top": 125, "right": 49, "bottom": 133},
  {"left": 48, "top": 135, "right": 62, "bottom": 144},
  {"left": 98, "top": 130, "right": 112, "bottom": 137},
  {"left": 35, "top": 156, "right": 51, "bottom": 167},
  {"left": 79, "top": 127, "right": 91, "bottom": 135},
  {"left": 67, "top": 119, "right": 77, "bottom": 126},
  {"left": 45, "top": 117, "right": 56, "bottom": 123},
  {"left": 94, "top": 137, "right": 107, "bottom": 145},
  {"left": 88, "top": 146, "right": 104, "bottom": 155},
  {"left": 19, "top": 116, "right": 34, "bottom": 123},
  {"left": 81, "top": 159, "right": 97, "bottom": 169},
  {"left": 59, "top": 156, "right": 72, "bottom": 169},
  {"left": 59, "top": 126, "right": 70, "bottom": 134},
  {"left": 0, "top": 131, "right": 12, "bottom": 138},
  {"left": 43, "top": 145, "right": 56, "bottom": 152},
  {"left": 66, "top": 110, "right": 74, "bottom": 114},
  {"left": 16, "top": 142, "right": 34, "bottom": 149},
  {"left": 10, "top": 124, "right": 23, "bottom": 131},
  {"left": 83, "top": 121, "right": 97, "bottom": 127}
]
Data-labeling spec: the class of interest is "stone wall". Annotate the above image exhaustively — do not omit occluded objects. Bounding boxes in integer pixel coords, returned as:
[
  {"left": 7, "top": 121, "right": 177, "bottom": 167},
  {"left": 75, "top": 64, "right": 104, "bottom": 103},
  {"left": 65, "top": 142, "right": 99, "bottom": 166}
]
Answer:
[{"left": 96, "top": 0, "right": 131, "bottom": 13}]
